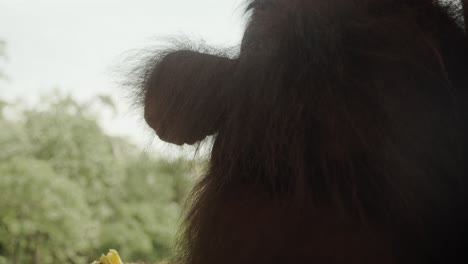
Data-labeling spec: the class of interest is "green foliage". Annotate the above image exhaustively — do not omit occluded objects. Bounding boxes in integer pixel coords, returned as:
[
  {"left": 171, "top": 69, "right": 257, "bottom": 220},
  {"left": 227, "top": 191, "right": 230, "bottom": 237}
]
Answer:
[
  {"left": 0, "top": 157, "right": 97, "bottom": 264},
  {"left": 0, "top": 93, "right": 195, "bottom": 263}
]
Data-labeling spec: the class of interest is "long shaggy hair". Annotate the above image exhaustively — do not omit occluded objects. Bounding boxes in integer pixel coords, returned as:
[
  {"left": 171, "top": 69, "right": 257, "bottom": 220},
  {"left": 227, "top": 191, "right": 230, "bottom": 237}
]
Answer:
[{"left": 131, "top": 0, "right": 468, "bottom": 263}]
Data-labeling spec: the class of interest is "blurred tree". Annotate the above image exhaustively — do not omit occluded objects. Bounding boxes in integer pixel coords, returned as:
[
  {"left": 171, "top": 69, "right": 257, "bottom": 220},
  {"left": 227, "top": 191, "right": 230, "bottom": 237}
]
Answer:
[
  {"left": 22, "top": 93, "right": 128, "bottom": 208},
  {"left": 0, "top": 157, "right": 98, "bottom": 264},
  {"left": 102, "top": 156, "right": 194, "bottom": 262},
  {"left": 0, "top": 93, "right": 195, "bottom": 263}
]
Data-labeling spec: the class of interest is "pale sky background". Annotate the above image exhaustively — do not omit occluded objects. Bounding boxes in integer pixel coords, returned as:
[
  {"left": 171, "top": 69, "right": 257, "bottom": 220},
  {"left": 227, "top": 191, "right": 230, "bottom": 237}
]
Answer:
[{"left": 0, "top": 0, "right": 246, "bottom": 155}]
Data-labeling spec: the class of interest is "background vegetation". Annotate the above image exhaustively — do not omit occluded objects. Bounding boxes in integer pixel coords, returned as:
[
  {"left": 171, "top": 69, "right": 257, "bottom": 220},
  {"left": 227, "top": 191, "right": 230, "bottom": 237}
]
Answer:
[{"left": 0, "top": 91, "right": 197, "bottom": 264}]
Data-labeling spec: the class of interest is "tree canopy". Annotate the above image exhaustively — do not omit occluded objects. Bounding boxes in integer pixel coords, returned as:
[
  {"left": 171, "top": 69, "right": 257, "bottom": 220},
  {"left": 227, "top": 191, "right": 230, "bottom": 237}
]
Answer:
[{"left": 0, "top": 93, "right": 195, "bottom": 264}]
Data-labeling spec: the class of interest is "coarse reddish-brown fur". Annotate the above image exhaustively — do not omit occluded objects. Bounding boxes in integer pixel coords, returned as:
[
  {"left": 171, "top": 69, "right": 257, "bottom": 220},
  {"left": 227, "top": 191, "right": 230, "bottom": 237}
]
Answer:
[{"left": 132, "top": 0, "right": 468, "bottom": 263}]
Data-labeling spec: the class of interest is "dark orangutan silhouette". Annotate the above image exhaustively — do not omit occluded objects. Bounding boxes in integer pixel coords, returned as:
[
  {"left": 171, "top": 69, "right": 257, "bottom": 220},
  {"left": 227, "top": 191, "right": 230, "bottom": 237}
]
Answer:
[{"left": 133, "top": 0, "right": 468, "bottom": 263}]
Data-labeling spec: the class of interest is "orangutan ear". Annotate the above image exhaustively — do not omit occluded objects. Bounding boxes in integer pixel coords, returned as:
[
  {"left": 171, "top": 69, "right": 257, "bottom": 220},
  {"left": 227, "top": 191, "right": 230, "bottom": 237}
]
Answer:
[{"left": 143, "top": 50, "right": 235, "bottom": 145}]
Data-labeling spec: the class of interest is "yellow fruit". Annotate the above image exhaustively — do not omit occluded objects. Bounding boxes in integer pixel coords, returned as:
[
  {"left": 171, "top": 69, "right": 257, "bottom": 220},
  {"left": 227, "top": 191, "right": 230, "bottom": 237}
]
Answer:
[{"left": 91, "top": 249, "right": 123, "bottom": 264}]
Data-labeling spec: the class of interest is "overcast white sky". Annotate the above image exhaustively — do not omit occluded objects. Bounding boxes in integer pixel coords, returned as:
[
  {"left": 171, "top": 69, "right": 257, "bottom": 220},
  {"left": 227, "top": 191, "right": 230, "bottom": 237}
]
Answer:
[{"left": 0, "top": 0, "right": 245, "bottom": 152}]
